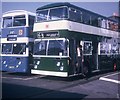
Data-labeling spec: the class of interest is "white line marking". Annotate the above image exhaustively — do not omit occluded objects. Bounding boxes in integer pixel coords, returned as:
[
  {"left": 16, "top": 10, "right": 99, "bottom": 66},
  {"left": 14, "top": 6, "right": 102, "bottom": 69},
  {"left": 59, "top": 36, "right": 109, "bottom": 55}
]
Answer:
[
  {"left": 99, "top": 77, "right": 120, "bottom": 84},
  {"left": 2, "top": 75, "right": 45, "bottom": 80},
  {"left": 23, "top": 76, "right": 45, "bottom": 80},
  {"left": 102, "top": 72, "right": 120, "bottom": 78},
  {"left": 99, "top": 72, "right": 120, "bottom": 84},
  {"left": 2, "top": 77, "right": 24, "bottom": 80}
]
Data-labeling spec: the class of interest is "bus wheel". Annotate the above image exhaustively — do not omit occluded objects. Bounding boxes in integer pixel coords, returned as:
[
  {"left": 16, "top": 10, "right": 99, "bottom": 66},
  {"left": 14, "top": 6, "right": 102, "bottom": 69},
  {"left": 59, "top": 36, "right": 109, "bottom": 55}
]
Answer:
[
  {"left": 83, "top": 66, "right": 88, "bottom": 75},
  {"left": 83, "top": 61, "right": 91, "bottom": 78}
]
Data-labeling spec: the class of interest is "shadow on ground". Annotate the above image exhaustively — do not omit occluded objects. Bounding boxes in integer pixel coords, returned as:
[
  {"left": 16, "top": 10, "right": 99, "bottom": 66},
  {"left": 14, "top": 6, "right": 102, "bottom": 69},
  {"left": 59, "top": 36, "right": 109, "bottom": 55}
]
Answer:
[{"left": 2, "top": 83, "right": 87, "bottom": 99}]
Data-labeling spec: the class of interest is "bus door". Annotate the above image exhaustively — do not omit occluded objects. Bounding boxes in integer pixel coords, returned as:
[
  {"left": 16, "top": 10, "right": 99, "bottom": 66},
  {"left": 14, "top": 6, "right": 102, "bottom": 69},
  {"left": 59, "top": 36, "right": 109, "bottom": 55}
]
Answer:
[
  {"left": 28, "top": 42, "right": 34, "bottom": 69},
  {"left": 76, "top": 41, "right": 84, "bottom": 74},
  {"left": 92, "top": 41, "right": 99, "bottom": 71},
  {"left": 83, "top": 41, "right": 92, "bottom": 75},
  {"left": 69, "top": 39, "right": 77, "bottom": 75}
]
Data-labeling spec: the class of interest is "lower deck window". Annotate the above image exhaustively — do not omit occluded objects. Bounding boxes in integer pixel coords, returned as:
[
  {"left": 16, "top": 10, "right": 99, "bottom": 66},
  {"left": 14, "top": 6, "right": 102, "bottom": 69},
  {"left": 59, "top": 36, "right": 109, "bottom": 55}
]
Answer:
[
  {"left": 2, "top": 43, "right": 26, "bottom": 54},
  {"left": 33, "top": 39, "right": 68, "bottom": 56}
]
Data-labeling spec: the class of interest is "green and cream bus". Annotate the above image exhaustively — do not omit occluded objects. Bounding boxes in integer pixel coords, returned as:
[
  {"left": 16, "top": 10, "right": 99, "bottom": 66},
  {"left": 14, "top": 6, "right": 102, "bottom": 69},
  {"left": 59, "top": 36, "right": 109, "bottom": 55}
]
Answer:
[{"left": 32, "top": 3, "right": 120, "bottom": 77}]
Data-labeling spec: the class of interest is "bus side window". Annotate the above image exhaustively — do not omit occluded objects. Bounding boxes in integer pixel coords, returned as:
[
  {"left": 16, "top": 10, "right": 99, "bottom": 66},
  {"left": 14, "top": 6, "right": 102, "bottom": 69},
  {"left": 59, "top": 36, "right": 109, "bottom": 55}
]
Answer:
[
  {"left": 29, "top": 15, "right": 35, "bottom": 26},
  {"left": 83, "top": 41, "right": 92, "bottom": 55},
  {"left": 69, "top": 8, "right": 82, "bottom": 22},
  {"left": 91, "top": 16, "right": 99, "bottom": 27},
  {"left": 106, "top": 20, "right": 109, "bottom": 29},
  {"left": 3, "top": 17, "right": 12, "bottom": 28},
  {"left": 98, "top": 17, "right": 101, "bottom": 27},
  {"left": 83, "top": 12, "right": 90, "bottom": 25},
  {"left": 101, "top": 19, "right": 106, "bottom": 28}
]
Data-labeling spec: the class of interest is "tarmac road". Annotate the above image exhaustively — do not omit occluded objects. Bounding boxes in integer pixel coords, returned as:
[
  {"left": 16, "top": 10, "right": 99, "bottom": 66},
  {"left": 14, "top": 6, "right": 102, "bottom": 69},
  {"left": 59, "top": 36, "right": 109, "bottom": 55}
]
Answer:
[{"left": 1, "top": 71, "right": 120, "bottom": 99}]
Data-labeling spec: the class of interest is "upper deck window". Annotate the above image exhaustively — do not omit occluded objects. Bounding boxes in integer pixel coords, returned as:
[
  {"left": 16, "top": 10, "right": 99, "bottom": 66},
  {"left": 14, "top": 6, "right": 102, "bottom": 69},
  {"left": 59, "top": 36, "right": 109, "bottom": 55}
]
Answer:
[
  {"left": 13, "top": 15, "right": 26, "bottom": 26},
  {"left": 2, "top": 15, "right": 26, "bottom": 28},
  {"left": 36, "top": 7, "right": 68, "bottom": 22},
  {"left": 36, "top": 10, "right": 49, "bottom": 21},
  {"left": 49, "top": 7, "right": 68, "bottom": 20},
  {"left": 3, "top": 17, "right": 12, "bottom": 28},
  {"left": 69, "top": 8, "right": 82, "bottom": 22}
]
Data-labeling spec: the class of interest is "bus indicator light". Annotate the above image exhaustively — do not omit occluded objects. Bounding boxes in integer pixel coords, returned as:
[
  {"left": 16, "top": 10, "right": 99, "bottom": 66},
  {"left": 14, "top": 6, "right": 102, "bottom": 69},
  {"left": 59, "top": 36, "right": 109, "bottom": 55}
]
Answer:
[
  {"left": 57, "top": 62, "right": 60, "bottom": 66},
  {"left": 18, "top": 61, "right": 22, "bottom": 65},
  {"left": 37, "top": 61, "right": 40, "bottom": 65},
  {"left": 3, "top": 61, "right": 6, "bottom": 64},
  {"left": 34, "top": 65, "right": 38, "bottom": 69},
  {"left": 16, "top": 65, "right": 19, "bottom": 68},
  {"left": 60, "top": 66, "right": 64, "bottom": 71}
]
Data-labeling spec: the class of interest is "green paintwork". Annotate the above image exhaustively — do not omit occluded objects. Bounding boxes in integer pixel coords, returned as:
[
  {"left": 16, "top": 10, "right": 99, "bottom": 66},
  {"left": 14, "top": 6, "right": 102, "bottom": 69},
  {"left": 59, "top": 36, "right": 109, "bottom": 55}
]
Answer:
[
  {"left": 33, "top": 57, "right": 69, "bottom": 72},
  {"left": 33, "top": 29, "right": 120, "bottom": 76}
]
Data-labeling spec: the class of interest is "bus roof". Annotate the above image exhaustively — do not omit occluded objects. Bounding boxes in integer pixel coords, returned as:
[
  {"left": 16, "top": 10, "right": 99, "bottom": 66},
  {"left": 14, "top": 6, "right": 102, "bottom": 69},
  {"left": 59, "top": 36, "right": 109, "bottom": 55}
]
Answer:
[
  {"left": 36, "top": 2, "right": 117, "bottom": 22},
  {"left": 36, "top": 2, "right": 70, "bottom": 11},
  {"left": 2, "top": 10, "right": 36, "bottom": 17}
]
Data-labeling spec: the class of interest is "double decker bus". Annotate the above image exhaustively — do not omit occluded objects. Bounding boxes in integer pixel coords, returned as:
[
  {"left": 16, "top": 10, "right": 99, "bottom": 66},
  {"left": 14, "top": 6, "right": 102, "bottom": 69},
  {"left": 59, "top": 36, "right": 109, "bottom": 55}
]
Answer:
[
  {"left": 32, "top": 3, "right": 120, "bottom": 77},
  {"left": 1, "top": 10, "right": 35, "bottom": 73}
]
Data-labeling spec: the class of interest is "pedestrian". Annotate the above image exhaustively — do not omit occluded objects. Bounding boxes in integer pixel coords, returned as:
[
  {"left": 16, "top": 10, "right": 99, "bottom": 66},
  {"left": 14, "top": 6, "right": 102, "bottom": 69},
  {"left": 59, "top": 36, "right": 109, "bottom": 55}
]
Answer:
[{"left": 76, "top": 45, "right": 85, "bottom": 76}]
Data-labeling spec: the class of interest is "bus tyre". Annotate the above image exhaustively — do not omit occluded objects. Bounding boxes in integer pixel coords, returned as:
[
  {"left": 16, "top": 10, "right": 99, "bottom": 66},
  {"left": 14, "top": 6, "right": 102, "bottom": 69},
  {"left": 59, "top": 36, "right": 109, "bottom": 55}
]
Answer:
[
  {"left": 83, "top": 61, "right": 91, "bottom": 78},
  {"left": 83, "top": 66, "right": 88, "bottom": 75}
]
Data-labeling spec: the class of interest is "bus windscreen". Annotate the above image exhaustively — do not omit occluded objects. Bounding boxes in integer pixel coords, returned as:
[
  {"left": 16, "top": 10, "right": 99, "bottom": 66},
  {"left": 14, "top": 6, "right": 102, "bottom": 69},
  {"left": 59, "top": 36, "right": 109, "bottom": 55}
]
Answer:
[
  {"left": 2, "top": 43, "right": 26, "bottom": 54},
  {"left": 33, "top": 40, "right": 68, "bottom": 56}
]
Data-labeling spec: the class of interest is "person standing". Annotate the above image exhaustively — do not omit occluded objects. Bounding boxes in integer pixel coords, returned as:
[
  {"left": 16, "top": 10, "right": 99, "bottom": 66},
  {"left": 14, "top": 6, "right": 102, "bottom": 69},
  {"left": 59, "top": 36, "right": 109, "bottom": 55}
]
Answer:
[{"left": 76, "top": 45, "right": 84, "bottom": 75}]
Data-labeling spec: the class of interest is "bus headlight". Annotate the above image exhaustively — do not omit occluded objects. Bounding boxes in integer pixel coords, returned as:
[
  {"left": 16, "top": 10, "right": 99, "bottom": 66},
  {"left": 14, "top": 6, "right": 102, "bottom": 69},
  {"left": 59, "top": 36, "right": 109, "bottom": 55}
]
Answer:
[
  {"left": 60, "top": 66, "right": 64, "bottom": 71},
  {"left": 34, "top": 65, "right": 37, "bottom": 69},
  {"left": 3, "top": 61, "right": 6, "bottom": 64},
  {"left": 37, "top": 61, "right": 40, "bottom": 65},
  {"left": 57, "top": 62, "right": 60, "bottom": 66},
  {"left": 18, "top": 61, "right": 22, "bottom": 65},
  {"left": 16, "top": 65, "right": 19, "bottom": 68}
]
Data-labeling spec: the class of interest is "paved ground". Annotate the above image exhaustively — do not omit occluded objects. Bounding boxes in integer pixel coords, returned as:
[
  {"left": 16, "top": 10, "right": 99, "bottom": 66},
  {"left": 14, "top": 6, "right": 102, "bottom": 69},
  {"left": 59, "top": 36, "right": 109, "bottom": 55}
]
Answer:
[{"left": 1, "top": 71, "right": 120, "bottom": 99}]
